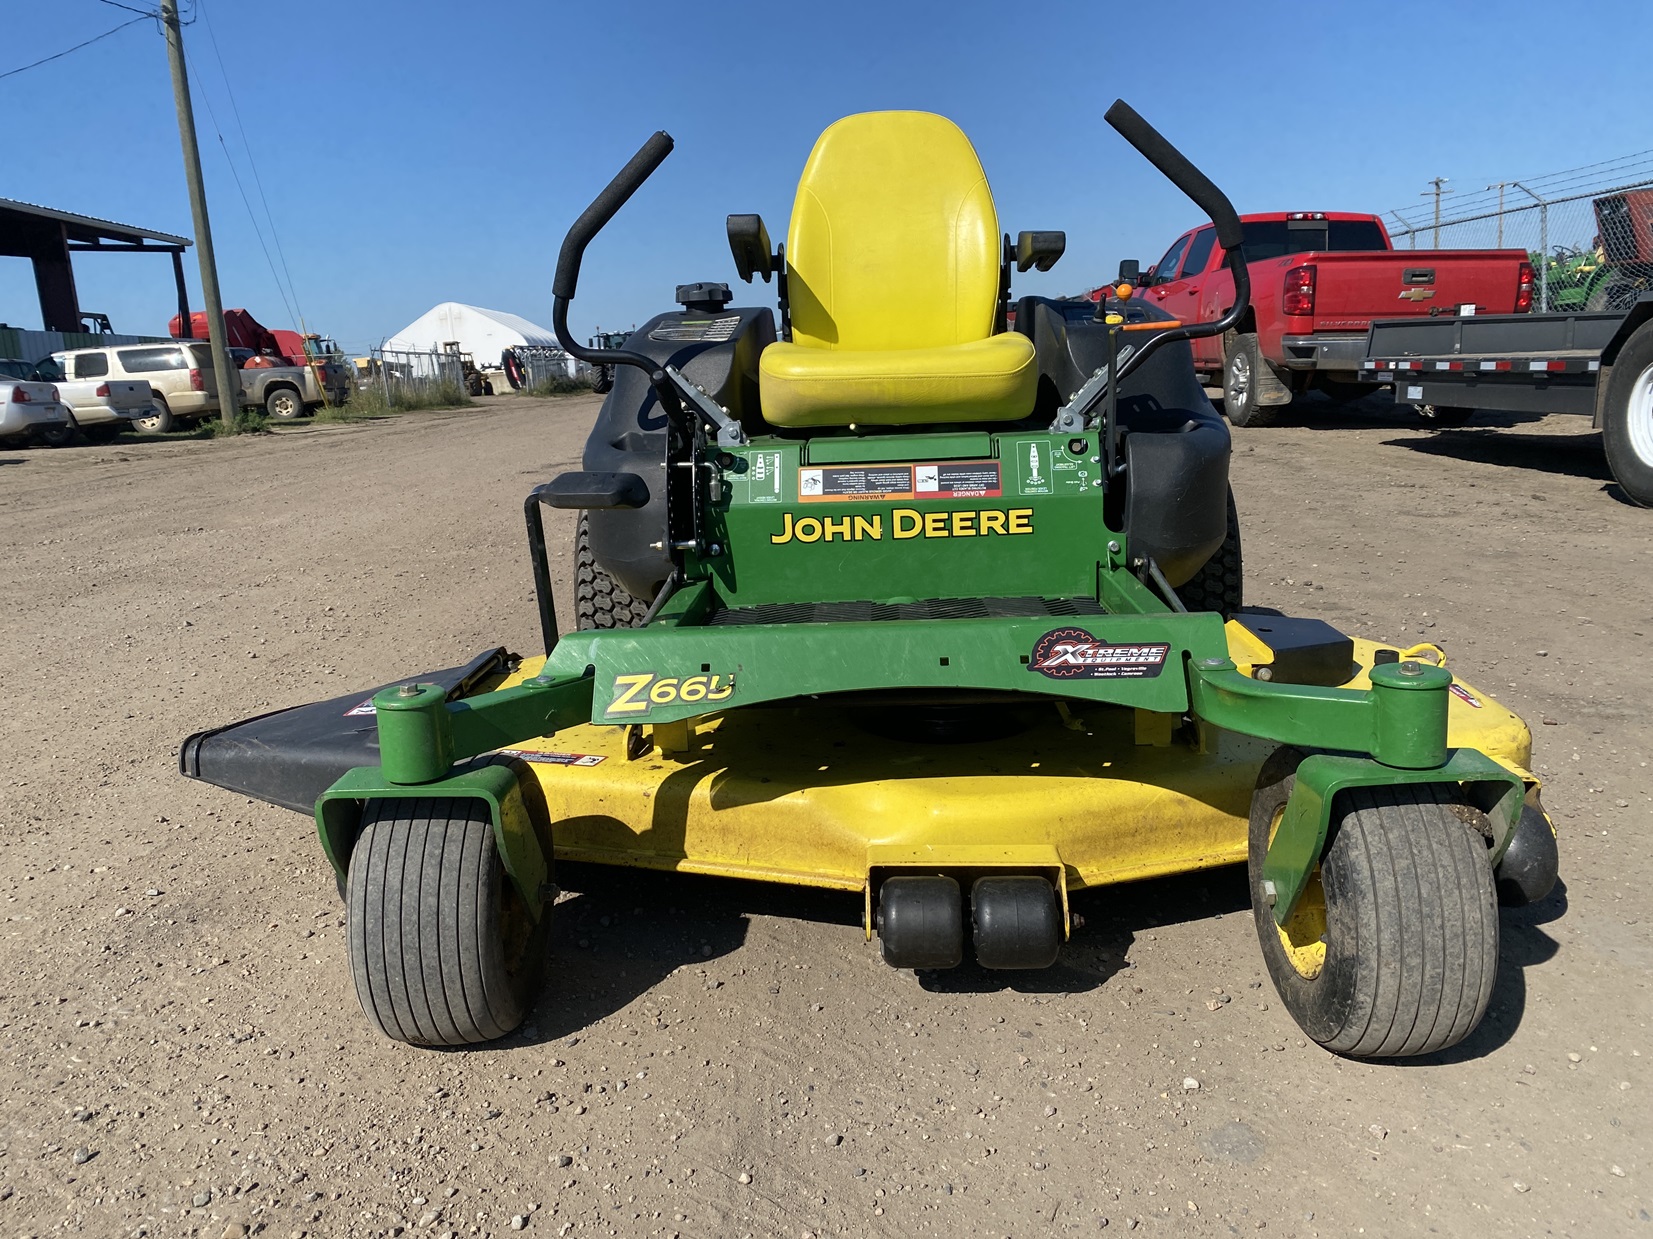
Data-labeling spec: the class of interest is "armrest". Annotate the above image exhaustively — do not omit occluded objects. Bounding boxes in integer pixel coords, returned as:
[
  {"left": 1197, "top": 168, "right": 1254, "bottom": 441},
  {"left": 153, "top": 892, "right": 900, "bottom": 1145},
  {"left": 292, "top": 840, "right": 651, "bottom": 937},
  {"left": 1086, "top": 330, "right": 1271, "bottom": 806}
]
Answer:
[
  {"left": 1016, "top": 230, "right": 1066, "bottom": 273},
  {"left": 727, "top": 214, "right": 775, "bottom": 283}
]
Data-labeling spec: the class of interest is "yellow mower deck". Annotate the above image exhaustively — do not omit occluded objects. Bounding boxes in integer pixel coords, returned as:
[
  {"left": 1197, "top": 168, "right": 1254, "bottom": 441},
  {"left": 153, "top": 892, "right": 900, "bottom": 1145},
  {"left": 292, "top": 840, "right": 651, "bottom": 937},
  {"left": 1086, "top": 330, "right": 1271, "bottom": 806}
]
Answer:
[{"left": 496, "top": 629, "right": 1534, "bottom": 903}]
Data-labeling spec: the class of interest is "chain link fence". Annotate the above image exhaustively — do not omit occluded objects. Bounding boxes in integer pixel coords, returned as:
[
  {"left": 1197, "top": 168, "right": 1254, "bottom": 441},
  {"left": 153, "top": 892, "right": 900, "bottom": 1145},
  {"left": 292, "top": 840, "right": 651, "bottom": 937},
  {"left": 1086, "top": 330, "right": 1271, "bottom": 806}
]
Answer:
[
  {"left": 1385, "top": 150, "right": 1653, "bottom": 313},
  {"left": 366, "top": 346, "right": 468, "bottom": 398}
]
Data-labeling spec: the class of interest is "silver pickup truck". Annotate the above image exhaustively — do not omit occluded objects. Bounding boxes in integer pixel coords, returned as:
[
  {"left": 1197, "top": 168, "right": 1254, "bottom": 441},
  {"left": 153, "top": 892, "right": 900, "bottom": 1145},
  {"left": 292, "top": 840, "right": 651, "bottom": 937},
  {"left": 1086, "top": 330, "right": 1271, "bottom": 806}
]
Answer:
[{"left": 12, "top": 355, "right": 156, "bottom": 437}]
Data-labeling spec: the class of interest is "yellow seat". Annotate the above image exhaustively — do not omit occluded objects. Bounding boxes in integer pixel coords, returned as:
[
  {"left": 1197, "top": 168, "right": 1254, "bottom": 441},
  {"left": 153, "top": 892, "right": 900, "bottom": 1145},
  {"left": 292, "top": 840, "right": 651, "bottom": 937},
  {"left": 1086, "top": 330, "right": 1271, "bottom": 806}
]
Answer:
[{"left": 758, "top": 111, "right": 1037, "bottom": 428}]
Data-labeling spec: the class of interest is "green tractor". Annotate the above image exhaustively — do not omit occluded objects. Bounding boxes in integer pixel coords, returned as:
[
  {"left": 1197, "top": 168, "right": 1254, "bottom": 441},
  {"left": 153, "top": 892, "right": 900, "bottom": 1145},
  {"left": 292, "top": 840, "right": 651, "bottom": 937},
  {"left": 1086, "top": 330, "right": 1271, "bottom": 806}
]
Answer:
[
  {"left": 181, "top": 102, "right": 1556, "bottom": 1057},
  {"left": 587, "top": 330, "right": 632, "bottom": 394}
]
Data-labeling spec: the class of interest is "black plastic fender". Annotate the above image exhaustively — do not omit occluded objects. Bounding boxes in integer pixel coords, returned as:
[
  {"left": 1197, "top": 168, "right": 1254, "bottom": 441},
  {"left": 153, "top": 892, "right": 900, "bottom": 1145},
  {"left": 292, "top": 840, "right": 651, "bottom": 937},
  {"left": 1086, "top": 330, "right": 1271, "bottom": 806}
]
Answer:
[{"left": 1494, "top": 802, "right": 1559, "bottom": 907}]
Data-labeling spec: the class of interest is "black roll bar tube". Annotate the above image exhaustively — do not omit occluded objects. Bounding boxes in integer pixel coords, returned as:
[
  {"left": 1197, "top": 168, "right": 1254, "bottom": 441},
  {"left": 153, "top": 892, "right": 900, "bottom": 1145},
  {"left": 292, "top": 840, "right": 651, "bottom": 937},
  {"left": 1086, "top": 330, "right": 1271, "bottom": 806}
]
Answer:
[
  {"left": 550, "top": 130, "right": 685, "bottom": 418},
  {"left": 1102, "top": 100, "right": 1251, "bottom": 384}
]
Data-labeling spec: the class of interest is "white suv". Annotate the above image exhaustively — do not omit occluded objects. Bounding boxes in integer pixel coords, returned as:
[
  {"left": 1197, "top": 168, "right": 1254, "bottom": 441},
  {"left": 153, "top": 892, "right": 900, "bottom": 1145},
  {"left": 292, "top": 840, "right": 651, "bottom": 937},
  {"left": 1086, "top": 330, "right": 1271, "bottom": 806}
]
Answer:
[{"left": 53, "top": 341, "right": 221, "bottom": 433}]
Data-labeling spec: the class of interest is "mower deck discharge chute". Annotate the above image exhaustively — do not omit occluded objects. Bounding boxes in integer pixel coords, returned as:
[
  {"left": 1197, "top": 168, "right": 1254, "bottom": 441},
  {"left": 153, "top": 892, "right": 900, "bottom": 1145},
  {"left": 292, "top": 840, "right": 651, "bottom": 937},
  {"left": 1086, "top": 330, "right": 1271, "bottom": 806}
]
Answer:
[{"left": 181, "top": 102, "right": 1557, "bottom": 1055}]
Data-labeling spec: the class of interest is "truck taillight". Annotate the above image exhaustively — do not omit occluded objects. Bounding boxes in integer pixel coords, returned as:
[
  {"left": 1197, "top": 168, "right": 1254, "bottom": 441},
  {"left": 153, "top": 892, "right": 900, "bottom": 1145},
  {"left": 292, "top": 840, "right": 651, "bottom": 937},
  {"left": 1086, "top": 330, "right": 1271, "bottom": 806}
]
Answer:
[
  {"left": 51, "top": 387, "right": 61, "bottom": 402},
  {"left": 190, "top": 367, "right": 205, "bottom": 391},
  {"left": 11, "top": 385, "right": 29, "bottom": 403},
  {"left": 95, "top": 382, "right": 110, "bottom": 398},
  {"left": 1515, "top": 260, "right": 1535, "bottom": 313},
  {"left": 1282, "top": 264, "right": 1316, "bottom": 316}
]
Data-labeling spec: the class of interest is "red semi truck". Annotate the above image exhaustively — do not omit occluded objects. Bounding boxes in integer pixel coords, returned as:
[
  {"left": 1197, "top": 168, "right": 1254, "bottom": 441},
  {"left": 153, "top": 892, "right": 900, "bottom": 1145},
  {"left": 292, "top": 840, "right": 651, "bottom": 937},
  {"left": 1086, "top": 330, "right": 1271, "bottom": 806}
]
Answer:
[{"left": 1114, "top": 212, "right": 1534, "bottom": 424}]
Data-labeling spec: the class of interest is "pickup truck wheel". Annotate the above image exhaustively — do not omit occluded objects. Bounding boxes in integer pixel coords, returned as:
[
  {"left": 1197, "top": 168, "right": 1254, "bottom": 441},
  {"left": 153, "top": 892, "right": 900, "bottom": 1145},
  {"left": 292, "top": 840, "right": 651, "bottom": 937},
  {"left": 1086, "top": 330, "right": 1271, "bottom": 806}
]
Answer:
[
  {"left": 1223, "top": 334, "right": 1272, "bottom": 427},
  {"left": 1418, "top": 404, "right": 1474, "bottom": 429},
  {"left": 1601, "top": 327, "right": 1653, "bottom": 507},
  {"left": 264, "top": 386, "right": 305, "bottom": 420},
  {"left": 133, "top": 396, "right": 174, "bottom": 435}
]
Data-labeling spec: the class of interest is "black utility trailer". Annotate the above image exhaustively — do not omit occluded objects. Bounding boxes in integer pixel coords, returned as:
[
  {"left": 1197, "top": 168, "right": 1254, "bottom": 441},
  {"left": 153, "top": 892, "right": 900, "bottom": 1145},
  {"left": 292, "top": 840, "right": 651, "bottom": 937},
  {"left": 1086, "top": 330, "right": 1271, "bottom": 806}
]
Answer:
[{"left": 1361, "top": 295, "right": 1653, "bottom": 506}]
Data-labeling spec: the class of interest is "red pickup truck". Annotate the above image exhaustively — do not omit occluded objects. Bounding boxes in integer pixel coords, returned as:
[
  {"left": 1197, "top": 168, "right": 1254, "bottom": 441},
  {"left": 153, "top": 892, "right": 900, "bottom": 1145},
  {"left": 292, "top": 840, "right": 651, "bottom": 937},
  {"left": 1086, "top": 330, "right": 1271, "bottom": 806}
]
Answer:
[{"left": 1122, "top": 212, "right": 1534, "bottom": 425}]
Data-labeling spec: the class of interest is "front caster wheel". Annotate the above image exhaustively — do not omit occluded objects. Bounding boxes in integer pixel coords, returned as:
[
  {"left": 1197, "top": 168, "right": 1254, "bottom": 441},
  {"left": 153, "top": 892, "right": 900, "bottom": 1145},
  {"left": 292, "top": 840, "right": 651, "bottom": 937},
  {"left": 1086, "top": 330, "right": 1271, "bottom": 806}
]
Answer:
[
  {"left": 346, "top": 798, "right": 541, "bottom": 1045},
  {"left": 1248, "top": 752, "right": 1499, "bottom": 1058}
]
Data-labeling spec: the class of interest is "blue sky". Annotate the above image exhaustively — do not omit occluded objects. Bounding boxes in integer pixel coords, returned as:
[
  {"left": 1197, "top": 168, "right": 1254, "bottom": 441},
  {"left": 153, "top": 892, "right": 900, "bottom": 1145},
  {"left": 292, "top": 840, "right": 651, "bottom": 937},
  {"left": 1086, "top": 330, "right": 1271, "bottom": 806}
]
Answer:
[{"left": 3, "top": 0, "right": 1648, "bottom": 354}]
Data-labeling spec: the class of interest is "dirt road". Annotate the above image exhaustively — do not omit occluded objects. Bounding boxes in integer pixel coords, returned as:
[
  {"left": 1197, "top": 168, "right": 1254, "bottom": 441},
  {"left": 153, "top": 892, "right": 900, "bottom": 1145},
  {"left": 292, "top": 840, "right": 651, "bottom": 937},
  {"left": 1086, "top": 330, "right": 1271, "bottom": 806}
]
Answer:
[{"left": 0, "top": 395, "right": 1646, "bottom": 1238}]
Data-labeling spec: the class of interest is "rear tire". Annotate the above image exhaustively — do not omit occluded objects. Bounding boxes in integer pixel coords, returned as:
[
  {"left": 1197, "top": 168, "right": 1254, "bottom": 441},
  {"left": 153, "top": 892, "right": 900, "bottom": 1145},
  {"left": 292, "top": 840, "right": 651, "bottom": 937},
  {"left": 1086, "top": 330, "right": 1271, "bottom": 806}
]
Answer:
[
  {"left": 1248, "top": 753, "right": 1499, "bottom": 1058},
  {"left": 1174, "top": 487, "right": 1243, "bottom": 618},
  {"left": 574, "top": 512, "right": 652, "bottom": 630},
  {"left": 133, "top": 396, "right": 174, "bottom": 435},
  {"left": 346, "top": 798, "right": 538, "bottom": 1046},
  {"left": 264, "top": 386, "right": 305, "bottom": 420},
  {"left": 1223, "top": 333, "right": 1272, "bottom": 427},
  {"left": 591, "top": 365, "right": 614, "bottom": 395},
  {"left": 1600, "top": 326, "right": 1653, "bottom": 507},
  {"left": 34, "top": 411, "right": 81, "bottom": 448}
]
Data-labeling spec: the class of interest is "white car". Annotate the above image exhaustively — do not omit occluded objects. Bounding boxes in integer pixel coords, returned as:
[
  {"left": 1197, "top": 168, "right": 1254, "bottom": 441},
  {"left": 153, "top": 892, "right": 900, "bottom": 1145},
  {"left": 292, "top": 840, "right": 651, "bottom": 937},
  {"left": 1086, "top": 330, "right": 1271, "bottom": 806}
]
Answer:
[
  {"left": 20, "top": 355, "right": 156, "bottom": 439},
  {"left": 0, "top": 363, "right": 74, "bottom": 447}
]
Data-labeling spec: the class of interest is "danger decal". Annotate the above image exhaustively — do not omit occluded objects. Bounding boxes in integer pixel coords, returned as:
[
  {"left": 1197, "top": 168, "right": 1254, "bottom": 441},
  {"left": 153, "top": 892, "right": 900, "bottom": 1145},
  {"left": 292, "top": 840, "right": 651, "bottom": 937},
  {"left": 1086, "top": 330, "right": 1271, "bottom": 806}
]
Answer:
[
  {"left": 605, "top": 671, "right": 735, "bottom": 717},
  {"left": 497, "top": 749, "right": 607, "bottom": 766},
  {"left": 1448, "top": 683, "right": 1484, "bottom": 709},
  {"left": 1028, "top": 628, "right": 1171, "bottom": 680}
]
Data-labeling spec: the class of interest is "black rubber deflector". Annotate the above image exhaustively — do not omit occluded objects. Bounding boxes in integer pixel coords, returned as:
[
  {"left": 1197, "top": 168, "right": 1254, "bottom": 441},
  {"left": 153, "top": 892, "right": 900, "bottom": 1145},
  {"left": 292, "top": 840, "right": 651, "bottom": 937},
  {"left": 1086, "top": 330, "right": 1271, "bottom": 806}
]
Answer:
[
  {"left": 972, "top": 876, "right": 1061, "bottom": 970},
  {"left": 878, "top": 876, "right": 964, "bottom": 969}
]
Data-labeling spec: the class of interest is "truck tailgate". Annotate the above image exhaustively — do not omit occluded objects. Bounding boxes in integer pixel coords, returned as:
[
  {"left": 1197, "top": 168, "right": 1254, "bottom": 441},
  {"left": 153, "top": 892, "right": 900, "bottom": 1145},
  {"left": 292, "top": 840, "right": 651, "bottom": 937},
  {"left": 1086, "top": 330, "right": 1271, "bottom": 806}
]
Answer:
[
  {"left": 1306, "top": 250, "right": 1528, "bottom": 331},
  {"left": 105, "top": 379, "right": 154, "bottom": 415}
]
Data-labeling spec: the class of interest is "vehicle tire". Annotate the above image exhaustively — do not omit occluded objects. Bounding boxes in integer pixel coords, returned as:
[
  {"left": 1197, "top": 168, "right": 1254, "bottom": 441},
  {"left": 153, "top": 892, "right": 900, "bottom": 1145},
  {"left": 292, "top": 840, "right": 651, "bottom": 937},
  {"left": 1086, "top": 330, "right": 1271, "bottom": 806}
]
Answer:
[
  {"left": 1417, "top": 404, "right": 1474, "bottom": 429},
  {"left": 574, "top": 512, "right": 652, "bottom": 630},
  {"left": 133, "top": 396, "right": 174, "bottom": 435},
  {"left": 346, "top": 798, "right": 539, "bottom": 1046},
  {"left": 1248, "top": 751, "right": 1499, "bottom": 1058},
  {"left": 591, "top": 365, "right": 614, "bottom": 395},
  {"left": 502, "top": 349, "right": 525, "bottom": 390},
  {"left": 264, "top": 386, "right": 305, "bottom": 420},
  {"left": 1601, "top": 325, "right": 1653, "bottom": 507},
  {"left": 1223, "top": 333, "right": 1272, "bottom": 427},
  {"left": 34, "top": 410, "right": 82, "bottom": 448},
  {"left": 1174, "top": 486, "right": 1243, "bottom": 618}
]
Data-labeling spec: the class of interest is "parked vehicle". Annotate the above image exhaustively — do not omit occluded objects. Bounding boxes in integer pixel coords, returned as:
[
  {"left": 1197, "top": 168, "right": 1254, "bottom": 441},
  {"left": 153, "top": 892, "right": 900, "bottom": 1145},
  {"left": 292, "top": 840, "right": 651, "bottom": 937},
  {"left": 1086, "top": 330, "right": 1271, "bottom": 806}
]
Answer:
[
  {"left": 0, "top": 365, "right": 74, "bottom": 447},
  {"left": 1361, "top": 295, "right": 1653, "bottom": 506},
  {"left": 231, "top": 351, "right": 350, "bottom": 418},
  {"left": 1120, "top": 212, "right": 1534, "bottom": 424},
  {"left": 171, "top": 309, "right": 351, "bottom": 408},
  {"left": 51, "top": 341, "right": 219, "bottom": 432},
  {"left": 13, "top": 355, "right": 156, "bottom": 439}
]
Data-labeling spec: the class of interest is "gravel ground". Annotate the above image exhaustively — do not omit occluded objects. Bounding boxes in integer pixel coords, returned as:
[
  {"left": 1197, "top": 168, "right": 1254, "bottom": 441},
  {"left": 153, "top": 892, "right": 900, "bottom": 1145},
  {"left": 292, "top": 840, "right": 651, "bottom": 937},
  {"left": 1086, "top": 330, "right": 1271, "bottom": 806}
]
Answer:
[{"left": 0, "top": 393, "right": 1646, "bottom": 1238}]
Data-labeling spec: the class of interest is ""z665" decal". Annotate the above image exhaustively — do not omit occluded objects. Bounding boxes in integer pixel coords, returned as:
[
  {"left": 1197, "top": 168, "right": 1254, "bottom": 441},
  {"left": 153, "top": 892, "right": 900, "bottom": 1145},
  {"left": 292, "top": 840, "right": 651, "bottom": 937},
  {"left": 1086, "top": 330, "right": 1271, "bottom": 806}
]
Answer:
[{"left": 606, "top": 671, "right": 736, "bottom": 716}]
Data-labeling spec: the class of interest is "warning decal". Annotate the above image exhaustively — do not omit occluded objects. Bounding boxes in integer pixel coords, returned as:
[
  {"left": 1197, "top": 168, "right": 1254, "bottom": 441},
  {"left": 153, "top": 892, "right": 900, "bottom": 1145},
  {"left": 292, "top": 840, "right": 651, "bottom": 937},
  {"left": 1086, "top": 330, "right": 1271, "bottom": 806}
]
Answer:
[{"left": 798, "top": 460, "right": 1002, "bottom": 502}]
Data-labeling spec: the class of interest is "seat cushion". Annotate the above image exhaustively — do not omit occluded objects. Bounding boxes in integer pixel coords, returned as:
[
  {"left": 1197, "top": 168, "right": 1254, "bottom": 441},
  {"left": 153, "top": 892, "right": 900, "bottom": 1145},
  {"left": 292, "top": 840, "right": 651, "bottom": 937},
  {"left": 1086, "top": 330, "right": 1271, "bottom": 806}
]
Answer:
[{"left": 759, "top": 332, "right": 1037, "bottom": 427}]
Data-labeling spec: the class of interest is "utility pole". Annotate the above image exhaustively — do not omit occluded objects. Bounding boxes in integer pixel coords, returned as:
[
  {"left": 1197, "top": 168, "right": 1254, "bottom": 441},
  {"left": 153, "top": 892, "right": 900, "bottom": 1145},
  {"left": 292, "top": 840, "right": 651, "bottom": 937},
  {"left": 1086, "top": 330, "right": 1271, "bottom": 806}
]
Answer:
[
  {"left": 1486, "top": 181, "right": 1510, "bottom": 248},
  {"left": 1422, "top": 177, "right": 1454, "bottom": 248},
  {"left": 161, "top": 0, "right": 241, "bottom": 430}
]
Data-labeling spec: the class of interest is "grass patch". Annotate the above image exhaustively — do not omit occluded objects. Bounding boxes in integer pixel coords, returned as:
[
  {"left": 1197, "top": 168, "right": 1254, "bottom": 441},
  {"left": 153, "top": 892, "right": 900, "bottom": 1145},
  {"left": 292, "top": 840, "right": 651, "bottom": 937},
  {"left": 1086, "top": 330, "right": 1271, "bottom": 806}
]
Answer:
[
  {"left": 525, "top": 375, "right": 595, "bottom": 397},
  {"left": 205, "top": 410, "right": 269, "bottom": 437},
  {"left": 318, "top": 381, "right": 474, "bottom": 422}
]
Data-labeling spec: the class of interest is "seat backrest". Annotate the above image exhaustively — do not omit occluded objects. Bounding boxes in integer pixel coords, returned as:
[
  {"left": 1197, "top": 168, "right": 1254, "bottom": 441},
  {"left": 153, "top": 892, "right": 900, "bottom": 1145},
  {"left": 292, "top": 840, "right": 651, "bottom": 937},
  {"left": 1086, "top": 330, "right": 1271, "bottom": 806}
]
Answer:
[{"left": 786, "top": 111, "right": 1001, "bottom": 353}]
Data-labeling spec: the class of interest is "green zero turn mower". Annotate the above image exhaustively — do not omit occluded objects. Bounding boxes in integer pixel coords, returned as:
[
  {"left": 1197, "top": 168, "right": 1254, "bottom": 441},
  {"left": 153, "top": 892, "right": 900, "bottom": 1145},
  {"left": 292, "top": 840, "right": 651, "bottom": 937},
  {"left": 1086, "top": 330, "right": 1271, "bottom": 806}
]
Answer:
[{"left": 181, "top": 102, "right": 1557, "bottom": 1057}]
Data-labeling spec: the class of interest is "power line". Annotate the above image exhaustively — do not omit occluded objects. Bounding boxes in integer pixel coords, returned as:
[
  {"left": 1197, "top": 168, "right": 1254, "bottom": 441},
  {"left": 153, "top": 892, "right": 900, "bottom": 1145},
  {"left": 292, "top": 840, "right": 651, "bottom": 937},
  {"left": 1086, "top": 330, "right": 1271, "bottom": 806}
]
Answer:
[
  {"left": 197, "top": 0, "right": 306, "bottom": 332},
  {"left": 0, "top": 14, "right": 150, "bottom": 82},
  {"left": 94, "top": 0, "right": 160, "bottom": 16},
  {"left": 186, "top": 57, "right": 299, "bottom": 326}
]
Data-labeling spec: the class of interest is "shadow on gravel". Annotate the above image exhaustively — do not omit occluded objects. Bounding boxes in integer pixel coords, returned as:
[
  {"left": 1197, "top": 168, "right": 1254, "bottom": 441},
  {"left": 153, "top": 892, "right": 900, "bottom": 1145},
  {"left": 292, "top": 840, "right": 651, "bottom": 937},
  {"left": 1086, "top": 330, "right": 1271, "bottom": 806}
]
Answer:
[
  {"left": 506, "top": 863, "right": 860, "bottom": 1044},
  {"left": 1387, "top": 427, "right": 1615, "bottom": 486},
  {"left": 1409, "top": 878, "right": 1568, "bottom": 1066}
]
